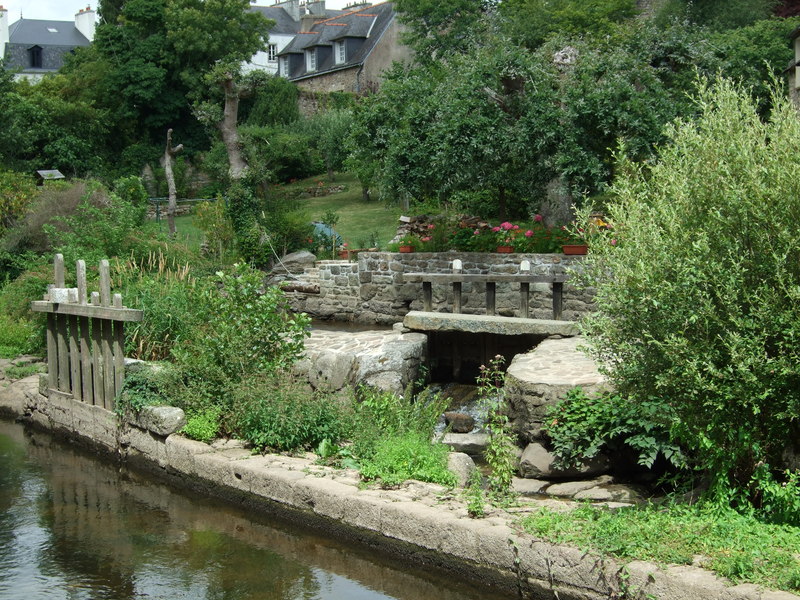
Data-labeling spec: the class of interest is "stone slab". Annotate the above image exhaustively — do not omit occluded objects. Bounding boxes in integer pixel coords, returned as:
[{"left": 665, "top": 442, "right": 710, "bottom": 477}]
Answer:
[{"left": 403, "top": 311, "right": 579, "bottom": 336}]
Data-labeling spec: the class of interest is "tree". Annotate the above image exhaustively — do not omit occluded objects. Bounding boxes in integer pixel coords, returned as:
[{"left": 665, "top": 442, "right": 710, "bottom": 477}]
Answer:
[
  {"left": 576, "top": 79, "right": 800, "bottom": 521},
  {"left": 499, "top": 0, "right": 638, "bottom": 49},
  {"left": 393, "top": 0, "right": 494, "bottom": 60},
  {"left": 163, "top": 128, "right": 184, "bottom": 236}
]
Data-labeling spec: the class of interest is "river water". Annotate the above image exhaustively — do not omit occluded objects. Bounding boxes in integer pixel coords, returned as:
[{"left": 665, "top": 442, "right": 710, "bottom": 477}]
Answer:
[{"left": 0, "top": 420, "right": 509, "bottom": 600}]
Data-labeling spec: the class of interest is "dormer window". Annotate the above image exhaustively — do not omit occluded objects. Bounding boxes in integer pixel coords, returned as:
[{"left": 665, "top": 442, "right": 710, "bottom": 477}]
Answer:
[
  {"left": 335, "top": 40, "right": 346, "bottom": 65},
  {"left": 267, "top": 44, "right": 277, "bottom": 62},
  {"left": 305, "top": 48, "right": 317, "bottom": 72},
  {"left": 29, "top": 46, "right": 43, "bottom": 69},
  {"left": 279, "top": 56, "right": 289, "bottom": 77}
]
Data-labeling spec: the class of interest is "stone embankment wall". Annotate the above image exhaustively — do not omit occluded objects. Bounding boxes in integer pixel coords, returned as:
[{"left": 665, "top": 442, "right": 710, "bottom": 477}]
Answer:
[
  {"left": 285, "top": 252, "right": 595, "bottom": 324},
  {"left": 2, "top": 375, "right": 795, "bottom": 600}
]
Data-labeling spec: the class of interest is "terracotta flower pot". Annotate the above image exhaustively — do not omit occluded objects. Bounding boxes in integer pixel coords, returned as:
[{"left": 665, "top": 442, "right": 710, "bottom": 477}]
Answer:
[
  {"left": 338, "top": 250, "right": 350, "bottom": 259},
  {"left": 496, "top": 245, "right": 514, "bottom": 253},
  {"left": 562, "top": 244, "right": 588, "bottom": 255},
  {"left": 399, "top": 245, "right": 414, "bottom": 253}
]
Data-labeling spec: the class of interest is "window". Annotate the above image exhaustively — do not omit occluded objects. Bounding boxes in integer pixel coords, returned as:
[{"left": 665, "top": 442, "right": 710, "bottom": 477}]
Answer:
[
  {"left": 305, "top": 48, "right": 316, "bottom": 72},
  {"left": 29, "top": 46, "right": 43, "bottom": 69},
  {"left": 335, "top": 40, "right": 346, "bottom": 64},
  {"left": 267, "top": 44, "right": 278, "bottom": 62},
  {"left": 279, "top": 56, "right": 289, "bottom": 77}
]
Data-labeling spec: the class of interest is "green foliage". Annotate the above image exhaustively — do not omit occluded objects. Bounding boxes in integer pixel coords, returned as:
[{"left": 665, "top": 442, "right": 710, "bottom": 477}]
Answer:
[
  {"left": 193, "top": 199, "right": 237, "bottom": 259},
  {"left": 652, "top": 0, "right": 778, "bottom": 31},
  {"left": 465, "top": 470, "right": 486, "bottom": 518},
  {"left": 182, "top": 407, "right": 222, "bottom": 444},
  {"left": 394, "top": 0, "right": 491, "bottom": 60},
  {"left": 44, "top": 181, "right": 146, "bottom": 266},
  {"left": 359, "top": 431, "right": 457, "bottom": 488},
  {"left": 176, "top": 263, "right": 309, "bottom": 375},
  {"left": 0, "top": 315, "right": 38, "bottom": 358},
  {"left": 575, "top": 78, "right": 800, "bottom": 518},
  {"left": 113, "top": 253, "right": 199, "bottom": 361},
  {"left": 234, "top": 375, "right": 345, "bottom": 452},
  {"left": 115, "top": 363, "right": 172, "bottom": 417},
  {"left": 477, "top": 356, "right": 517, "bottom": 497},
  {"left": 500, "top": 0, "right": 638, "bottom": 49},
  {"left": 520, "top": 502, "right": 800, "bottom": 592},
  {"left": 3, "top": 363, "right": 43, "bottom": 380},
  {"left": 241, "top": 75, "right": 300, "bottom": 127},
  {"left": 0, "top": 171, "right": 37, "bottom": 234},
  {"left": 545, "top": 388, "right": 685, "bottom": 470}
]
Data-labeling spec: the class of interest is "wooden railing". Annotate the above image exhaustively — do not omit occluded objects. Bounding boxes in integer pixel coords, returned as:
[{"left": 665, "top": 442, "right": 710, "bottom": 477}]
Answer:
[
  {"left": 403, "top": 259, "right": 569, "bottom": 320},
  {"left": 31, "top": 254, "right": 143, "bottom": 411}
]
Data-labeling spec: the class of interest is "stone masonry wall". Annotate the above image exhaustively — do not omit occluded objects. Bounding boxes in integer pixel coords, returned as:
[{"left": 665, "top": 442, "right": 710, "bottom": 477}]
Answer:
[{"left": 284, "top": 252, "right": 595, "bottom": 325}]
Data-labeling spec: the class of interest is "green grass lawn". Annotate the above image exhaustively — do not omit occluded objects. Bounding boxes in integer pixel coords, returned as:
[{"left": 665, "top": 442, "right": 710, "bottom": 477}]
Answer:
[
  {"left": 285, "top": 173, "right": 401, "bottom": 249},
  {"left": 148, "top": 175, "right": 400, "bottom": 252}
]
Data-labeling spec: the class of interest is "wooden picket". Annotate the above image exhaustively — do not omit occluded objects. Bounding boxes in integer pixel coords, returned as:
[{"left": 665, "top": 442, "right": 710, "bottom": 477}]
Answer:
[{"left": 31, "top": 254, "right": 143, "bottom": 411}]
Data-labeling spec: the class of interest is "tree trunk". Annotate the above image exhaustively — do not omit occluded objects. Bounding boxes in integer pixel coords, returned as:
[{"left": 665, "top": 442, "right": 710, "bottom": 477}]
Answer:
[
  {"left": 163, "top": 128, "right": 184, "bottom": 237},
  {"left": 220, "top": 72, "right": 248, "bottom": 182}
]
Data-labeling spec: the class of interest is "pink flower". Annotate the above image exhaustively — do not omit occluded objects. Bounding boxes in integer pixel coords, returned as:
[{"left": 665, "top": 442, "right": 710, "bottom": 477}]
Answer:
[
  {"left": 534, "top": 214, "right": 543, "bottom": 222},
  {"left": 492, "top": 226, "right": 501, "bottom": 232},
  {"left": 500, "top": 221, "right": 514, "bottom": 231},
  {"left": 427, "top": 224, "right": 435, "bottom": 229},
  {"left": 473, "top": 229, "right": 480, "bottom": 235},
  {"left": 421, "top": 236, "right": 431, "bottom": 242},
  {"left": 610, "top": 238, "right": 617, "bottom": 246},
  {"left": 525, "top": 230, "right": 533, "bottom": 238}
]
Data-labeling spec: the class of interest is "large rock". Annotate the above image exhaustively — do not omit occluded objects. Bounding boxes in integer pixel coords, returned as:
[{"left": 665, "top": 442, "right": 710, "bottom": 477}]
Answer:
[
  {"left": 441, "top": 433, "right": 489, "bottom": 456},
  {"left": 272, "top": 250, "right": 316, "bottom": 274},
  {"left": 135, "top": 405, "right": 187, "bottom": 437},
  {"left": 505, "top": 336, "right": 608, "bottom": 443},
  {"left": 447, "top": 452, "right": 476, "bottom": 488},
  {"left": 444, "top": 411, "right": 475, "bottom": 433},
  {"left": 295, "top": 329, "right": 427, "bottom": 395},
  {"left": 518, "top": 442, "right": 609, "bottom": 480}
]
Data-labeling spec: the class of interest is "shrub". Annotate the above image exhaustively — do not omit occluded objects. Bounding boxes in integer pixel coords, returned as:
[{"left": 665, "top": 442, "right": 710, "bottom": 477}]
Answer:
[
  {"left": 575, "top": 78, "right": 800, "bottom": 518},
  {"left": 234, "top": 374, "right": 345, "bottom": 452},
  {"left": 545, "top": 388, "right": 685, "bottom": 471},
  {"left": 0, "top": 170, "right": 37, "bottom": 233}
]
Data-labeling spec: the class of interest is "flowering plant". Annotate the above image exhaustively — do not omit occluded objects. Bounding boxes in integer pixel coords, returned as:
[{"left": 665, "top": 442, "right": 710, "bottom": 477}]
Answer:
[{"left": 492, "top": 221, "right": 521, "bottom": 246}]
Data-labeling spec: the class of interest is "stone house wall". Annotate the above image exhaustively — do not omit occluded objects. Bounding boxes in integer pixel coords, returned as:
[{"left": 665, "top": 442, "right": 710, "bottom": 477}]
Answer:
[{"left": 284, "top": 252, "right": 595, "bottom": 324}]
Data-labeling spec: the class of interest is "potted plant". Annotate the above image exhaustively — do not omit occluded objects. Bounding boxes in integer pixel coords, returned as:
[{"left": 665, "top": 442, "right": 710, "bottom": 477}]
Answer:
[
  {"left": 493, "top": 221, "right": 519, "bottom": 253},
  {"left": 396, "top": 234, "right": 417, "bottom": 253}
]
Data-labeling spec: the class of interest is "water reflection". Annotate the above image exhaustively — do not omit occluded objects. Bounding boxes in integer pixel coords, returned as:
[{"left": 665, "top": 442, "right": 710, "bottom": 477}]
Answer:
[{"left": 0, "top": 420, "right": 506, "bottom": 600}]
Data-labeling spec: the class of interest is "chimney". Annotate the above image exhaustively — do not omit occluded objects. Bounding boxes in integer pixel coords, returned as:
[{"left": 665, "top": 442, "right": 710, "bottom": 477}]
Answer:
[
  {"left": 274, "top": 0, "right": 301, "bottom": 21},
  {"left": 306, "top": 0, "right": 326, "bottom": 16},
  {"left": 74, "top": 5, "right": 96, "bottom": 42},
  {"left": 1, "top": 6, "right": 9, "bottom": 56}
]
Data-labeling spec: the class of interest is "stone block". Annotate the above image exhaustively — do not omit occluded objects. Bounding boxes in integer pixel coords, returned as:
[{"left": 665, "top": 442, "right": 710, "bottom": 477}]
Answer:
[
  {"left": 519, "top": 442, "right": 609, "bottom": 480},
  {"left": 135, "top": 405, "right": 186, "bottom": 437}
]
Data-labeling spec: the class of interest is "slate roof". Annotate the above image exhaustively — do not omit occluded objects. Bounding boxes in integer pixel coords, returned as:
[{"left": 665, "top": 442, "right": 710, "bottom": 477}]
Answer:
[
  {"left": 278, "top": 2, "right": 395, "bottom": 79},
  {"left": 250, "top": 5, "right": 345, "bottom": 36},
  {"left": 8, "top": 18, "right": 91, "bottom": 46},
  {"left": 251, "top": 6, "right": 301, "bottom": 35}
]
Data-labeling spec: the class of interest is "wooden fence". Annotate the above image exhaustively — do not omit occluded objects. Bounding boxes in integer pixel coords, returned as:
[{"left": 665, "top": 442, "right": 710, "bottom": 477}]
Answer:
[
  {"left": 403, "top": 259, "right": 569, "bottom": 320},
  {"left": 31, "top": 254, "right": 143, "bottom": 411}
]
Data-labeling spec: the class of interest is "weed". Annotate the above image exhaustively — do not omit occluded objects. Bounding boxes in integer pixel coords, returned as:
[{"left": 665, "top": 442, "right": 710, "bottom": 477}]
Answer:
[
  {"left": 519, "top": 501, "right": 800, "bottom": 593},
  {"left": 359, "top": 431, "right": 456, "bottom": 488},
  {"left": 182, "top": 407, "right": 222, "bottom": 444},
  {"left": 465, "top": 470, "right": 486, "bottom": 518},
  {"left": 4, "top": 363, "right": 43, "bottom": 380},
  {"left": 477, "top": 355, "right": 517, "bottom": 498}
]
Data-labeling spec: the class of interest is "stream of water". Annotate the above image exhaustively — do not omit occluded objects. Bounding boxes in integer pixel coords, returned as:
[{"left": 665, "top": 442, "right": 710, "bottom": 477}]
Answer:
[{"left": 0, "top": 419, "right": 510, "bottom": 600}]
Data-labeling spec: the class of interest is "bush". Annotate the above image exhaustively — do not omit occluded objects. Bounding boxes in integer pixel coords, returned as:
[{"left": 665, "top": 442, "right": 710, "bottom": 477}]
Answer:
[
  {"left": 575, "top": 78, "right": 800, "bottom": 518},
  {"left": 0, "top": 170, "right": 37, "bottom": 234},
  {"left": 234, "top": 374, "right": 345, "bottom": 452},
  {"left": 545, "top": 388, "right": 684, "bottom": 471}
]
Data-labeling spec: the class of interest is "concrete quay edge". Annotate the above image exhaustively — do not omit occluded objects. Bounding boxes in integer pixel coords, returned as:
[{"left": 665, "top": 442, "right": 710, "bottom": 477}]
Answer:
[{"left": 0, "top": 376, "right": 796, "bottom": 600}]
